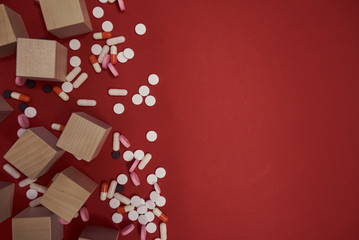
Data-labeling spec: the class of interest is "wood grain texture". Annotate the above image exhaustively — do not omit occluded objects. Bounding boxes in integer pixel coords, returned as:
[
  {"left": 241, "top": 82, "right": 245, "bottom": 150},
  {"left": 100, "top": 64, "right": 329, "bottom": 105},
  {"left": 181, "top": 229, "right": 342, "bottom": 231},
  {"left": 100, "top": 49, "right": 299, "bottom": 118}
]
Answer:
[
  {"left": 40, "top": 166, "right": 97, "bottom": 222},
  {"left": 16, "top": 38, "right": 67, "bottom": 82},
  {"left": 56, "top": 112, "right": 112, "bottom": 162},
  {"left": 12, "top": 206, "right": 63, "bottom": 240},
  {"left": 39, "top": 0, "right": 92, "bottom": 39},
  {"left": 4, "top": 127, "right": 64, "bottom": 179},
  {"left": 78, "top": 225, "right": 119, "bottom": 240},
  {"left": 0, "top": 181, "right": 14, "bottom": 223},
  {"left": 0, "top": 95, "right": 13, "bottom": 123}
]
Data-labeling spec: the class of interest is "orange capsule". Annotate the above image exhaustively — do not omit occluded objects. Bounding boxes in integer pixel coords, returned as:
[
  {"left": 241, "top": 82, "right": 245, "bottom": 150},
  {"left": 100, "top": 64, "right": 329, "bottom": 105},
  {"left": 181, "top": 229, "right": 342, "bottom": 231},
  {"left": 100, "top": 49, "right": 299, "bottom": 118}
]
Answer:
[
  {"left": 110, "top": 46, "right": 117, "bottom": 65},
  {"left": 11, "top": 92, "right": 31, "bottom": 103},
  {"left": 89, "top": 55, "right": 102, "bottom": 73},
  {"left": 153, "top": 208, "right": 168, "bottom": 223},
  {"left": 93, "top": 32, "right": 112, "bottom": 40},
  {"left": 116, "top": 205, "right": 134, "bottom": 214},
  {"left": 51, "top": 123, "right": 65, "bottom": 132},
  {"left": 100, "top": 181, "right": 108, "bottom": 201},
  {"left": 52, "top": 86, "right": 69, "bottom": 101}
]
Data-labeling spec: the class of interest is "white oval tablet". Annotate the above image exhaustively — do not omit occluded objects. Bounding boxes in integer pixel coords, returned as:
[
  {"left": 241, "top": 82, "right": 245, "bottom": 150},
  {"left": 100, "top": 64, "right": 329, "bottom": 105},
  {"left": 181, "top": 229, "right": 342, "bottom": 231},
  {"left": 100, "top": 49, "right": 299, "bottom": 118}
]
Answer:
[
  {"left": 92, "top": 6, "right": 104, "bottom": 18},
  {"left": 138, "top": 215, "right": 148, "bottom": 225},
  {"left": 134, "top": 150, "right": 144, "bottom": 160},
  {"left": 117, "top": 52, "right": 127, "bottom": 63},
  {"left": 113, "top": 103, "right": 125, "bottom": 114},
  {"left": 24, "top": 107, "right": 37, "bottom": 118},
  {"left": 146, "top": 130, "right": 157, "bottom": 142},
  {"left": 61, "top": 82, "right": 73, "bottom": 93},
  {"left": 147, "top": 174, "right": 157, "bottom": 185},
  {"left": 155, "top": 167, "right": 166, "bottom": 178},
  {"left": 112, "top": 213, "right": 123, "bottom": 223},
  {"left": 102, "top": 21, "right": 113, "bottom": 31},
  {"left": 155, "top": 196, "right": 166, "bottom": 207},
  {"left": 123, "top": 150, "right": 134, "bottom": 161},
  {"left": 139, "top": 85, "right": 150, "bottom": 96},
  {"left": 145, "top": 95, "right": 156, "bottom": 106},
  {"left": 69, "top": 39, "right": 81, "bottom": 50},
  {"left": 117, "top": 174, "right": 128, "bottom": 185},
  {"left": 131, "top": 195, "right": 142, "bottom": 207},
  {"left": 70, "top": 56, "right": 81, "bottom": 67},
  {"left": 91, "top": 44, "right": 102, "bottom": 55},
  {"left": 109, "top": 198, "right": 120, "bottom": 209},
  {"left": 128, "top": 211, "right": 139, "bottom": 221},
  {"left": 149, "top": 191, "right": 159, "bottom": 202},
  {"left": 145, "top": 211, "right": 155, "bottom": 222},
  {"left": 17, "top": 128, "right": 26, "bottom": 138},
  {"left": 146, "top": 200, "right": 156, "bottom": 210},
  {"left": 146, "top": 222, "right": 157, "bottom": 233},
  {"left": 132, "top": 94, "right": 143, "bottom": 105},
  {"left": 26, "top": 189, "right": 38, "bottom": 200},
  {"left": 135, "top": 23, "right": 146, "bottom": 35},
  {"left": 123, "top": 48, "right": 134, "bottom": 59},
  {"left": 154, "top": 182, "right": 161, "bottom": 193},
  {"left": 148, "top": 74, "right": 159, "bottom": 85}
]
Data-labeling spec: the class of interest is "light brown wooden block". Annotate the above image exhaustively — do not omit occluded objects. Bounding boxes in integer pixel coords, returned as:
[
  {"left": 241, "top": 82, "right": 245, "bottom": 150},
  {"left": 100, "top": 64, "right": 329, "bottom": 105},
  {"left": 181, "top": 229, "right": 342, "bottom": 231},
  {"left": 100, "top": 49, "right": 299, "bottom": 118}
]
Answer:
[
  {"left": 79, "top": 225, "right": 119, "bottom": 240},
  {"left": 39, "top": 0, "right": 92, "bottom": 39},
  {"left": 0, "top": 4, "right": 28, "bottom": 58},
  {"left": 0, "top": 182, "right": 14, "bottom": 223},
  {"left": 16, "top": 38, "right": 67, "bottom": 82},
  {"left": 56, "top": 112, "right": 112, "bottom": 162},
  {"left": 0, "top": 95, "right": 13, "bottom": 123},
  {"left": 40, "top": 166, "right": 97, "bottom": 222},
  {"left": 12, "top": 206, "right": 63, "bottom": 240},
  {"left": 4, "top": 127, "right": 65, "bottom": 179}
]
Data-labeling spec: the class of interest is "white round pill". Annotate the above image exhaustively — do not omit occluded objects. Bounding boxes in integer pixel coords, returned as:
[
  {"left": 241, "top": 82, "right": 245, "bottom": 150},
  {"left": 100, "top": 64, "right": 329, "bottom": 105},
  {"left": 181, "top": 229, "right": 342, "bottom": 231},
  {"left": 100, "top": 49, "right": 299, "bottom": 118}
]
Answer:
[
  {"left": 135, "top": 23, "right": 146, "bottom": 35},
  {"left": 61, "top": 82, "right": 73, "bottom": 93},
  {"left": 92, "top": 6, "right": 104, "bottom": 19},
  {"left": 128, "top": 211, "right": 139, "bottom": 221},
  {"left": 99, "top": 0, "right": 108, "bottom": 3},
  {"left": 123, "top": 48, "right": 134, "bottom": 59},
  {"left": 146, "top": 200, "right": 156, "bottom": 210},
  {"left": 70, "top": 56, "right": 81, "bottom": 67},
  {"left": 112, "top": 213, "right": 123, "bottom": 223},
  {"left": 17, "top": 128, "right": 26, "bottom": 138},
  {"left": 102, "top": 21, "right": 113, "bottom": 32},
  {"left": 117, "top": 52, "right": 127, "bottom": 63},
  {"left": 117, "top": 174, "right": 128, "bottom": 185},
  {"left": 26, "top": 189, "right": 38, "bottom": 200},
  {"left": 131, "top": 196, "right": 142, "bottom": 207},
  {"left": 155, "top": 196, "right": 166, "bottom": 207},
  {"left": 134, "top": 150, "right": 144, "bottom": 160},
  {"left": 137, "top": 205, "right": 148, "bottom": 214},
  {"left": 155, "top": 167, "right": 166, "bottom": 178},
  {"left": 148, "top": 74, "right": 159, "bottom": 85},
  {"left": 69, "top": 39, "right": 81, "bottom": 50},
  {"left": 138, "top": 215, "right": 148, "bottom": 225},
  {"left": 24, "top": 107, "right": 37, "bottom": 118},
  {"left": 149, "top": 191, "right": 159, "bottom": 202},
  {"left": 141, "top": 198, "right": 146, "bottom": 205},
  {"left": 145, "top": 211, "right": 155, "bottom": 221},
  {"left": 146, "top": 222, "right": 157, "bottom": 233},
  {"left": 113, "top": 103, "right": 125, "bottom": 114},
  {"left": 123, "top": 151, "right": 134, "bottom": 161},
  {"left": 146, "top": 130, "right": 157, "bottom": 142},
  {"left": 91, "top": 44, "right": 102, "bottom": 55},
  {"left": 147, "top": 174, "right": 157, "bottom": 185},
  {"left": 109, "top": 198, "right": 120, "bottom": 209},
  {"left": 145, "top": 95, "right": 156, "bottom": 106},
  {"left": 132, "top": 94, "right": 143, "bottom": 105},
  {"left": 139, "top": 85, "right": 150, "bottom": 96}
]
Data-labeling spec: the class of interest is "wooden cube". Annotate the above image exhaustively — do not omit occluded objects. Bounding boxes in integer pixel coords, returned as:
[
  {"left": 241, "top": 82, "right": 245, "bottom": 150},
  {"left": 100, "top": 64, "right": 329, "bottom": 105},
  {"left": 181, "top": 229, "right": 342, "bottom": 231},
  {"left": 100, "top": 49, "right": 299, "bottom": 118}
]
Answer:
[
  {"left": 16, "top": 38, "right": 67, "bottom": 82},
  {"left": 12, "top": 206, "right": 63, "bottom": 240},
  {"left": 40, "top": 166, "right": 97, "bottom": 222},
  {"left": 0, "top": 95, "right": 13, "bottom": 123},
  {"left": 0, "top": 182, "right": 14, "bottom": 223},
  {"left": 79, "top": 225, "right": 119, "bottom": 240},
  {"left": 39, "top": 0, "right": 92, "bottom": 39},
  {"left": 57, "top": 112, "right": 112, "bottom": 162},
  {"left": 4, "top": 127, "right": 65, "bottom": 179},
  {"left": 0, "top": 4, "right": 28, "bottom": 58}
]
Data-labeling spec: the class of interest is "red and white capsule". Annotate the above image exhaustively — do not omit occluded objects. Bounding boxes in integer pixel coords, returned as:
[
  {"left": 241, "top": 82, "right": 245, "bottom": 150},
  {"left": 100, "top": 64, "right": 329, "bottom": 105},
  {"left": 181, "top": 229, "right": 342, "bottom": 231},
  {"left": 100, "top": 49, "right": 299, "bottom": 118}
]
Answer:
[
  {"left": 93, "top": 32, "right": 112, "bottom": 40},
  {"left": 89, "top": 55, "right": 101, "bottom": 73},
  {"left": 110, "top": 46, "right": 117, "bottom": 64}
]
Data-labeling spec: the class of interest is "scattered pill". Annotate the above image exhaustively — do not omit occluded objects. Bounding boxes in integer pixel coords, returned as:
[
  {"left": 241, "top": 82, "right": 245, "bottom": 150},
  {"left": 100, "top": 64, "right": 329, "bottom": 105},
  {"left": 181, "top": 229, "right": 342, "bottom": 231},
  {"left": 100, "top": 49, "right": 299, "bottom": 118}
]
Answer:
[
  {"left": 58, "top": 217, "right": 69, "bottom": 225},
  {"left": 116, "top": 205, "right": 134, "bottom": 214},
  {"left": 146, "top": 130, "right": 158, "bottom": 142},
  {"left": 61, "top": 82, "right": 73, "bottom": 93},
  {"left": 132, "top": 94, "right": 143, "bottom": 105},
  {"left": 70, "top": 56, "right": 81, "bottom": 67},
  {"left": 137, "top": 205, "right": 148, "bottom": 214},
  {"left": 25, "top": 80, "right": 35, "bottom": 89},
  {"left": 134, "top": 150, "right": 145, "bottom": 160},
  {"left": 130, "top": 172, "right": 140, "bottom": 186},
  {"left": 138, "top": 215, "right": 148, "bottom": 225},
  {"left": 112, "top": 151, "right": 121, "bottom": 159},
  {"left": 145, "top": 212, "right": 155, "bottom": 223},
  {"left": 80, "top": 206, "right": 89, "bottom": 222},
  {"left": 123, "top": 48, "right": 134, "bottom": 59},
  {"left": 150, "top": 191, "right": 159, "bottom": 202},
  {"left": 108, "top": 63, "right": 119, "bottom": 77},
  {"left": 146, "top": 222, "right": 157, "bottom": 233},
  {"left": 73, "top": 72, "right": 88, "bottom": 89},
  {"left": 43, "top": 84, "right": 52, "bottom": 93},
  {"left": 118, "top": 0, "right": 125, "bottom": 11},
  {"left": 3, "top": 164, "right": 20, "bottom": 179},
  {"left": 106, "top": 36, "right": 125, "bottom": 46},
  {"left": 98, "top": 45, "right": 109, "bottom": 63},
  {"left": 69, "top": 39, "right": 81, "bottom": 50},
  {"left": 19, "top": 178, "right": 37, "bottom": 187},
  {"left": 17, "top": 128, "right": 26, "bottom": 138},
  {"left": 15, "top": 76, "right": 26, "bottom": 86},
  {"left": 102, "top": 54, "right": 110, "bottom": 69},
  {"left": 77, "top": 99, "right": 97, "bottom": 107},
  {"left": 108, "top": 89, "right": 127, "bottom": 96},
  {"left": 93, "top": 32, "right": 112, "bottom": 40},
  {"left": 117, "top": 52, "right": 127, "bottom": 63},
  {"left": 17, "top": 114, "right": 29, "bottom": 128},
  {"left": 141, "top": 225, "right": 147, "bottom": 240},
  {"left": 138, "top": 153, "right": 152, "bottom": 170},
  {"left": 89, "top": 55, "right": 102, "bottom": 73},
  {"left": 156, "top": 196, "right": 166, "bottom": 207},
  {"left": 135, "top": 23, "right": 146, "bottom": 35},
  {"left": 24, "top": 107, "right": 37, "bottom": 118},
  {"left": 117, "top": 174, "right": 128, "bottom": 185},
  {"left": 100, "top": 181, "right": 108, "bottom": 201},
  {"left": 160, "top": 223, "right": 167, "bottom": 239},
  {"left": 139, "top": 85, "right": 150, "bottom": 97},
  {"left": 129, "top": 159, "right": 140, "bottom": 173},
  {"left": 147, "top": 174, "right": 158, "bottom": 185},
  {"left": 91, "top": 44, "right": 102, "bottom": 55},
  {"left": 155, "top": 167, "right": 166, "bottom": 178},
  {"left": 18, "top": 102, "right": 28, "bottom": 112},
  {"left": 131, "top": 196, "right": 142, "bottom": 207},
  {"left": 73, "top": 212, "right": 79, "bottom": 218},
  {"left": 148, "top": 74, "right": 159, "bottom": 85},
  {"left": 65, "top": 66, "right": 81, "bottom": 82},
  {"left": 154, "top": 182, "right": 161, "bottom": 193},
  {"left": 11, "top": 92, "right": 31, "bottom": 102},
  {"left": 29, "top": 197, "right": 42, "bottom": 207},
  {"left": 121, "top": 224, "right": 135, "bottom": 236},
  {"left": 128, "top": 210, "right": 139, "bottom": 221},
  {"left": 30, "top": 183, "right": 48, "bottom": 194},
  {"left": 123, "top": 150, "right": 134, "bottom": 161},
  {"left": 108, "top": 0, "right": 116, "bottom": 3},
  {"left": 109, "top": 198, "right": 121, "bottom": 209},
  {"left": 145, "top": 95, "right": 156, "bottom": 106},
  {"left": 113, "top": 132, "right": 120, "bottom": 151},
  {"left": 3, "top": 89, "right": 12, "bottom": 98},
  {"left": 53, "top": 86, "right": 69, "bottom": 101},
  {"left": 26, "top": 189, "right": 38, "bottom": 200},
  {"left": 108, "top": 180, "right": 117, "bottom": 199},
  {"left": 113, "top": 103, "right": 125, "bottom": 114},
  {"left": 92, "top": 6, "right": 104, "bottom": 18},
  {"left": 110, "top": 46, "right": 117, "bottom": 64},
  {"left": 114, "top": 193, "right": 131, "bottom": 205},
  {"left": 112, "top": 213, "right": 123, "bottom": 223},
  {"left": 119, "top": 134, "right": 131, "bottom": 148},
  {"left": 153, "top": 208, "right": 168, "bottom": 223},
  {"left": 99, "top": 0, "right": 108, "bottom": 3},
  {"left": 116, "top": 184, "right": 124, "bottom": 193},
  {"left": 51, "top": 123, "right": 65, "bottom": 132},
  {"left": 102, "top": 21, "right": 113, "bottom": 31},
  {"left": 146, "top": 200, "right": 156, "bottom": 210}
]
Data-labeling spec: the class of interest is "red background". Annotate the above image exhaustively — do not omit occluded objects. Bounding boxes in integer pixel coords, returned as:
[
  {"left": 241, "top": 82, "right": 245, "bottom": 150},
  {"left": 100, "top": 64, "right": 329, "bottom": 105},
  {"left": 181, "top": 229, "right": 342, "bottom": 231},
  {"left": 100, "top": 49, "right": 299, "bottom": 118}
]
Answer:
[{"left": 1, "top": 0, "right": 359, "bottom": 239}]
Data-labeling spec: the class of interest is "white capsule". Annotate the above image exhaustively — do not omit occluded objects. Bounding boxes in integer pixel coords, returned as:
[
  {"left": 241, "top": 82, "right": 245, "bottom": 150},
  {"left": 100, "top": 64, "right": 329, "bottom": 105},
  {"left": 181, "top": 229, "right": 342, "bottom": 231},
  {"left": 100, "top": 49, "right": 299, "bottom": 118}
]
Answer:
[
  {"left": 110, "top": 45, "right": 117, "bottom": 54},
  {"left": 113, "top": 132, "right": 120, "bottom": 151},
  {"left": 114, "top": 192, "right": 131, "bottom": 205},
  {"left": 19, "top": 178, "right": 38, "bottom": 187},
  {"left": 3, "top": 164, "right": 20, "bottom": 179},
  {"left": 10, "top": 92, "right": 21, "bottom": 100},
  {"left": 108, "top": 89, "right": 128, "bottom": 96},
  {"left": 160, "top": 223, "right": 167, "bottom": 240},
  {"left": 72, "top": 72, "right": 88, "bottom": 89},
  {"left": 29, "top": 197, "right": 42, "bottom": 207},
  {"left": 98, "top": 45, "right": 109, "bottom": 63},
  {"left": 30, "top": 183, "right": 48, "bottom": 194},
  {"left": 65, "top": 66, "right": 81, "bottom": 82},
  {"left": 108, "top": 0, "right": 116, "bottom": 3},
  {"left": 106, "top": 36, "right": 125, "bottom": 46},
  {"left": 138, "top": 153, "right": 152, "bottom": 170},
  {"left": 107, "top": 180, "right": 117, "bottom": 199},
  {"left": 77, "top": 99, "right": 96, "bottom": 107}
]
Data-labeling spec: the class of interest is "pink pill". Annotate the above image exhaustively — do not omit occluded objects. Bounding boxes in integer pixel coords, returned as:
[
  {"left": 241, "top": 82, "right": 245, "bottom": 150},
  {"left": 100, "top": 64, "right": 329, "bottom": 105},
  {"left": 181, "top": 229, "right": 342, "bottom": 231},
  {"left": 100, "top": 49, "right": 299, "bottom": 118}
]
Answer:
[
  {"left": 79, "top": 206, "right": 89, "bottom": 222},
  {"left": 107, "top": 63, "right": 119, "bottom": 77},
  {"left": 118, "top": 0, "right": 125, "bottom": 11},
  {"left": 58, "top": 217, "right": 69, "bottom": 225},
  {"left": 15, "top": 76, "right": 26, "bottom": 87},
  {"left": 130, "top": 172, "right": 140, "bottom": 186},
  {"left": 119, "top": 134, "right": 131, "bottom": 148},
  {"left": 129, "top": 159, "right": 139, "bottom": 173},
  {"left": 102, "top": 54, "right": 110, "bottom": 69},
  {"left": 17, "top": 114, "right": 30, "bottom": 128},
  {"left": 121, "top": 223, "right": 135, "bottom": 236},
  {"left": 140, "top": 225, "right": 146, "bottom": 240}
]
